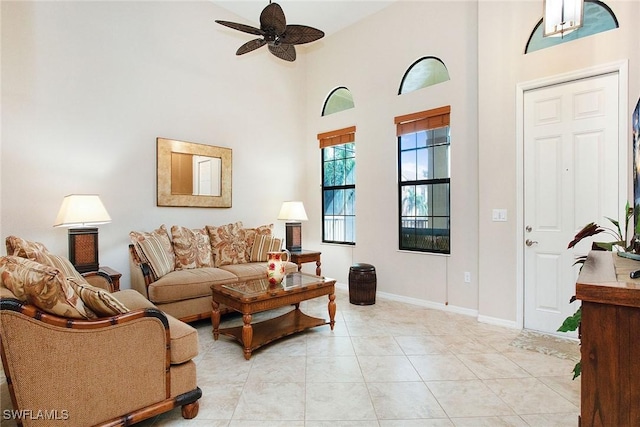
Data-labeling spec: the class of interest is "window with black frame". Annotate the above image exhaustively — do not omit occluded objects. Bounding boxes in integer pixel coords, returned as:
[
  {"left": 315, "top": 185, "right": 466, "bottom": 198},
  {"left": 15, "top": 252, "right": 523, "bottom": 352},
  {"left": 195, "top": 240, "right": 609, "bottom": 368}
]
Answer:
[
  {"left": 318, "top": 126, "right": 356, "bottom": 245},
  {"left": 395, "top": 107, "right": 450, "bottom": 253}
]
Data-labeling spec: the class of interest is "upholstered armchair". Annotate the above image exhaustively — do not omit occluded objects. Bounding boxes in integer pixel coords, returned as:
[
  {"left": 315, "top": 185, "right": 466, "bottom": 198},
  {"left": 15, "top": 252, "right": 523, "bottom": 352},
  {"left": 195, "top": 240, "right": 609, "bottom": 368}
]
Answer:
[{"left": 0, "top": 237, "right": 202, "bottom": 427}]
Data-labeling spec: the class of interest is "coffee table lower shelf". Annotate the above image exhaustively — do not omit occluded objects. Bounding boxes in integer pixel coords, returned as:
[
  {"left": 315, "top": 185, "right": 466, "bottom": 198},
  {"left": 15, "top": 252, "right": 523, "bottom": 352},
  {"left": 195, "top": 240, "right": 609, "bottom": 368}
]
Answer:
[{"left": 215, "top": 308, "right": 327, "bottom": 358}]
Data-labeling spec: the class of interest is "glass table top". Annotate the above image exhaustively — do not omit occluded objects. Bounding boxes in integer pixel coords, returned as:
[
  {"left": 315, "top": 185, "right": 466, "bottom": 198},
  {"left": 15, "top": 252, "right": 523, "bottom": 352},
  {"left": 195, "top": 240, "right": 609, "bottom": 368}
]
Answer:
[{"left": 221, "top": 273, "right": 328, "bottom": 296}]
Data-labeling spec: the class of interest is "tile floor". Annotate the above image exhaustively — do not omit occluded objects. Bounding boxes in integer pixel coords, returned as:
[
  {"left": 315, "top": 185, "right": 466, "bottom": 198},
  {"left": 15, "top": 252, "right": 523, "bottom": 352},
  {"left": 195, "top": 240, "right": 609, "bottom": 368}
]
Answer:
[{"left": 1, "top": 288, "right": 580, "bottom": 426}]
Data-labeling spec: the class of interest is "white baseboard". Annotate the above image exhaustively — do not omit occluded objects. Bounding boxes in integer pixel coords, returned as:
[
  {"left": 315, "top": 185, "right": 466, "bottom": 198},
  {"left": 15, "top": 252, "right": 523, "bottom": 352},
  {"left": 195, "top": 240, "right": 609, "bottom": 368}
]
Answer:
[{"left": 477, "top": 315, "right": 520, "bottom": 330}]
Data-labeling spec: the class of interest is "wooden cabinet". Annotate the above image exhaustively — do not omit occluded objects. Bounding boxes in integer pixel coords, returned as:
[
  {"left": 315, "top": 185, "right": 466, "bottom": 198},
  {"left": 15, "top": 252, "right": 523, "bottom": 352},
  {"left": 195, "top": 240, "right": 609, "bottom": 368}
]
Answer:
[{"left": 576, "top": 251, "right": 640, "bottom": 427}]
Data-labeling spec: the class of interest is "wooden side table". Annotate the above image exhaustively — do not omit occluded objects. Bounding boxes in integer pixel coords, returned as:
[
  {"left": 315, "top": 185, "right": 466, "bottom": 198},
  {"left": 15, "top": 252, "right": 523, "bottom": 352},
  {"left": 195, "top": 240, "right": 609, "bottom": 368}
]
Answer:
[
  {"left": 289, "top": 250, "right": 321, "bottom": 276},
  {"left": 99, "top": 266, "right": 122, "bottom": 292}
]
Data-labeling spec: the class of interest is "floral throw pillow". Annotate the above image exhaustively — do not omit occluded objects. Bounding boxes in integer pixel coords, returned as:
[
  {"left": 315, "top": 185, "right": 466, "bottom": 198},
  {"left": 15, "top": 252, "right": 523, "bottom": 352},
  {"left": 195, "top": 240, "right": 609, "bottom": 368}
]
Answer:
[
  {"left": 5, "top": 236, "right": 50, "bottom": 258},
  {"left": 0, "top": 256, "right": 96, "bottom": 319},
  {"left": 206, "top": 222, "right": 246, "bottom": 267},
  {"left": 171, "top": 226, "right": 213, "bottom": 269},
  {"left": 240, "top": 224, "right": 273, "bottom": 261}
]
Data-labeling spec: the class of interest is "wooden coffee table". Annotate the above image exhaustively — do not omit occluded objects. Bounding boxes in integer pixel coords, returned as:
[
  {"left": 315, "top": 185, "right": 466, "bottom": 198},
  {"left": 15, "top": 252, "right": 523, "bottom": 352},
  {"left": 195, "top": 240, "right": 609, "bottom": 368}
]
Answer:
[{"left": 211, "top": 272, "right": 336, "bottom": 360}]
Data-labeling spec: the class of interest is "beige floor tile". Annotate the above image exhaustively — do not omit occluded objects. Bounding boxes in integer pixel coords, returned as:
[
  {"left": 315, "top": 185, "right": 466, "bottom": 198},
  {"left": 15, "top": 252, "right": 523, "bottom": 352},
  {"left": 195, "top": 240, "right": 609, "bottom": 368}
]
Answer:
[
  {"left": 379, "top": 420, "right": 453, "bottom": 427},
  {"left": 351, "top": 336, "right": 404, "bottom": 356},
  {"left": 409, "top": 354, "right": 478, "bottom": 381},
  {"left": 519, "top": 412, "right": 579, "bottom": 426},
  {"left": 246, "top": 354, "right": 306, "bottom": 383},
  {"left": 426, "top": 380, "right": 515, "bottom": 418},
  {"left": 306, "top": 356, "right": 364, "bottom": 383},
  {"left": 195, "top": 380, "right": 244, "bottom": 419},
  {"left": 456, "top": 353, "right": 531, "bottom": 379},
  {"left": 306, "top": 335, "right": 356, "bottom": 356},
  {"left": 450, "top": 415, "right": 528, "bottom": 426},
  {"left": 395, "top": 335, "right": 450, "bottom": 355},
  {"left": 367, "top": 381, "right": 446, "bottom": 419},
  {"left": 232, "top": 382, "right": 305, "bottom": 421},
  {"left": 305, "top": 382, "right": 377, "bottom": 421},
  {"left": 357, "top": 355, "right": 422, "bottom": 382},
  {"left": 483, "top": 377, "right": 579, "bottom": 415},
  {"left": 537, "top": 375, "right": 581, "bottom": 406},
  {"left": 502, "top": 347, "right": 577, "bottom": 377}
]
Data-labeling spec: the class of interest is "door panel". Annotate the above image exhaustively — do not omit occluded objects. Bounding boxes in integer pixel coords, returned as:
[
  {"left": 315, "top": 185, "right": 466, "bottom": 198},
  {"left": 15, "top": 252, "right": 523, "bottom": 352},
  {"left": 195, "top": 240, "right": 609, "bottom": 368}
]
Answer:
[{"left": 524, "top": 72, "right": 619, "bottom": 336}]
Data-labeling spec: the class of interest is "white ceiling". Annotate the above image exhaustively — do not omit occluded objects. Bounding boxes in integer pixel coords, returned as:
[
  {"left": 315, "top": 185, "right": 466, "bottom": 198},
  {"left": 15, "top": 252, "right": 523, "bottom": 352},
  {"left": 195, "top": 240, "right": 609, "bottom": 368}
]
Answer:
[{"left": 211, "top": 1, "right": 397, "bottom": 36}]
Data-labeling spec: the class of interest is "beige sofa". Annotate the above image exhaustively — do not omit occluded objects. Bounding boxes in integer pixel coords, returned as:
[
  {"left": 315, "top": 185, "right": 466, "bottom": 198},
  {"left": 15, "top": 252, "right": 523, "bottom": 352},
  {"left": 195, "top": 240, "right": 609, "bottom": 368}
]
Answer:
[
  {"left": 0, "top": 240, "right": 201, "bottom": 426},
  {"left": 129, "top": 222, "right": 298, "bottom": 322}
]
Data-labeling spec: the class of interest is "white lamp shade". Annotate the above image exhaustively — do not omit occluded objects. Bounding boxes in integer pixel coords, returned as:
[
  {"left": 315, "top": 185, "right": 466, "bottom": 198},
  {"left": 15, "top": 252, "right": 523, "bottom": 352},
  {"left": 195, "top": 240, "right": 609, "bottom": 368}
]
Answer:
[
  {"left": 277, "top": 201, "right": 308, "bottom": 222},
  {"left": 543, "top": 0, "right": 583, "bottom": 37},
  {"left": 54, "top": 194, "right": 111, "bottom": 227}
]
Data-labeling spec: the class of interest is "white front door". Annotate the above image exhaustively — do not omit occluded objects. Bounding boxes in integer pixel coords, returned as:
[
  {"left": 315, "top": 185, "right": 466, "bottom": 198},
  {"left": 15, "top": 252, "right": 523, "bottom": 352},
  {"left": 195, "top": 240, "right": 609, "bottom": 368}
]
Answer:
[{"left": 523, "top": 72, "right": 620, "bottom": 336}]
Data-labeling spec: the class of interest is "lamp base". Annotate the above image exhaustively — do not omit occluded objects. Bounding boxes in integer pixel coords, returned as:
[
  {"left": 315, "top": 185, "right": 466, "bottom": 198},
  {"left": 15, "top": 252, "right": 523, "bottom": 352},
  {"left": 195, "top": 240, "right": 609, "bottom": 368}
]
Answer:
[
  {"left": 69, "top": 228, "right": 99, "bottom": 273},
  {"left": 285, "top": 222, "right": 302, "bottom": 252}
]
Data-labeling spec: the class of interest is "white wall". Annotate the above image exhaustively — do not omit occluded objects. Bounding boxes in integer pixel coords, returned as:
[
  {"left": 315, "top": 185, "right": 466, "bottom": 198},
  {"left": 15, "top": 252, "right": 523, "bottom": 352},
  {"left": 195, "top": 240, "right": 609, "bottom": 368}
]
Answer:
[
  {"left": 1, "top": 1, "right": 308, "bottom": 286},
  {"left": 303, "top": 1, "right": 480, "bottom": 314},
  {"left": 477, "top": 0, "right": 640, "bottom": 324}
]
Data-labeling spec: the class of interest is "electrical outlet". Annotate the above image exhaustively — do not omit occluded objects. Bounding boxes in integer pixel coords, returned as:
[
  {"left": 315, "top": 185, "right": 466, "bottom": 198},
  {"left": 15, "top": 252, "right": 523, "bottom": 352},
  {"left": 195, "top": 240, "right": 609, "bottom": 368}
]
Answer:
[{"left": 464, "top": 272, "right": 471, "bottom": 283}]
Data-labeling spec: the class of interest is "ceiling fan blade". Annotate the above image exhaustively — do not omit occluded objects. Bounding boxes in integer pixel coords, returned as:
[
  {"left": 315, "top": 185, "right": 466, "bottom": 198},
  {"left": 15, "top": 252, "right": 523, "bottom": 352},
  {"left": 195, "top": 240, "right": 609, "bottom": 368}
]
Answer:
[
  {"left": 280, "top": 25, "right": 325, "bottom": 45},
  {"left": 268, "top": 43, "right": 296, "bottom": 62},
  {"left": 260, "top": 2, "right": 286, "bottom": 35},
  {"left": 215, "top": 20, "right": 263, "bottom": 36},
  {"left": 236, "top": 38, "right": 267, "bottom": 55}
]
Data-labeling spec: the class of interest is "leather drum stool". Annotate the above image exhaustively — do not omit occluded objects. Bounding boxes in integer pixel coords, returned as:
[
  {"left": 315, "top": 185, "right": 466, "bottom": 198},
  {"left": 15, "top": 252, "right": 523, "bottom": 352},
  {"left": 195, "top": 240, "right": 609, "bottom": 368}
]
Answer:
[{"left": 349, "top": 263, "right": 377, "bottom": 305}]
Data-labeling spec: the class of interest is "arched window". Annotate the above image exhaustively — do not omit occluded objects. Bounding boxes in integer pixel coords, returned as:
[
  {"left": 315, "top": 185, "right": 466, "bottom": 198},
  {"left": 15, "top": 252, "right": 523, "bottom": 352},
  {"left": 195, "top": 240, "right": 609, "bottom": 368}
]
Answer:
[
  {"left": 525, "top": 0, "right": 618, "bottom": 54},
  {"left": 399, "top": 56, "right": 450, "bottom": 95},
  {"left": 322, "top": 87, "right": 354, "bottom": 116}
]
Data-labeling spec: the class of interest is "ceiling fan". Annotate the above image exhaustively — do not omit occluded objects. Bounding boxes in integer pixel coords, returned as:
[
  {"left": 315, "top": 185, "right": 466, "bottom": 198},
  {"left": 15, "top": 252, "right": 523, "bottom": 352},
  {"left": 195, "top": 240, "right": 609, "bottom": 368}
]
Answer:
[{"left": 215, "top": 2, "right": 324, "bottom": 62}]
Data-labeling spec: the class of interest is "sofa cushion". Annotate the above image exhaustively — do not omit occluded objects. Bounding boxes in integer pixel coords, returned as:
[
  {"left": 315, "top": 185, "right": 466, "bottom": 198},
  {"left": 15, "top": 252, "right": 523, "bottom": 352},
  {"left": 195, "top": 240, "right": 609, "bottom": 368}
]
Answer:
[
  {"left": 147, "top": 267, "right": 237, "bottom": 304},
  {"left": 249, "top": 235, "right": 282, "bottom": 262},
  {"left": 219, "top": 261, "right": 298, "bottom": 282},
  {"left": 69, "top": 279, "right": 129, "bottom": 317},
  {"left": 129, "top": 225, "right": 175, "bottom": 279},
  {"left": 112, "top": 289, "right": 199, "bottom": 364},
  {"left": 240, "top": 224, "right": 273, "bottom": 261},
  {"left": 171, "top": 226, "right": 213, "bottom": 269},
  {"left": 206, "top": 222, "right": 246, "bottom": 267},
  {"left": 24, "top": 250, "right": 87, "bottom": 283},
  {"left": 5, "top": 236, "right": 50, "bottom": 258},
  {"left": 0, "top": 256, "right": 96, "bottom": 319},
  {"left": 137, "top": 235, "right": 175, "bottom": 279}
]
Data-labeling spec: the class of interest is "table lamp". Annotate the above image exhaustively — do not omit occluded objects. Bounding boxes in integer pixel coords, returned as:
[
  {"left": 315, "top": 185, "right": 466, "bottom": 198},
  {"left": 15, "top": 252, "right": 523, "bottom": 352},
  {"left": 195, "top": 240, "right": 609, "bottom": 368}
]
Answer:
[
  {"left": 54, "top": 194, "right": 111, "bottom": 273},
  {"left": 277, "top": 201, "right": 308, "bottom": 252}
]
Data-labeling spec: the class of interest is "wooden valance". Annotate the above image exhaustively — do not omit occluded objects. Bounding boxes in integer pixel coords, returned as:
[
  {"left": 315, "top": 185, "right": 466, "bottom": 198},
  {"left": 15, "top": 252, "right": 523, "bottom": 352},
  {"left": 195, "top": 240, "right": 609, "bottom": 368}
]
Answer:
[
  {"left": 394, "top": 106, "right": 450, "bottom": 136},
  {"left": 317, "top": 126, "right": 356, "bottom": 149}
]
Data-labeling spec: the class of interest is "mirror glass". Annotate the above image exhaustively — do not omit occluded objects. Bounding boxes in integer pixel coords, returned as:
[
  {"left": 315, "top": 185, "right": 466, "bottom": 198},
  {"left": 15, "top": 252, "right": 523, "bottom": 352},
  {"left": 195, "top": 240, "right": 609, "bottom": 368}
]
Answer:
[{"left": 157, "top": 138, "right": 232, "bottom": 207}]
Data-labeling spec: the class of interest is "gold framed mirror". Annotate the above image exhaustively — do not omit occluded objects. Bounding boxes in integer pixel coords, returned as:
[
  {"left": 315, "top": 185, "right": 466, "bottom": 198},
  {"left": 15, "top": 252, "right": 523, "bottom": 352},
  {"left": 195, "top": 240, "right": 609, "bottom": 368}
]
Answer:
[{"left": 157, "top": 137, "right": 232, "bottom": 208}]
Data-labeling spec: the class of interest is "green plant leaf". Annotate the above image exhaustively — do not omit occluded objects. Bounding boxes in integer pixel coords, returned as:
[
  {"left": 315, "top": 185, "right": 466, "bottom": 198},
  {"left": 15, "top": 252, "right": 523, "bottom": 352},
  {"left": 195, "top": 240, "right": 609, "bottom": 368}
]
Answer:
[
  {"left": 557, "top": 307, "right": 581, "bottom": 332},
  {"left": 572, "top": 361, "right": 581, "bottom": 380}
]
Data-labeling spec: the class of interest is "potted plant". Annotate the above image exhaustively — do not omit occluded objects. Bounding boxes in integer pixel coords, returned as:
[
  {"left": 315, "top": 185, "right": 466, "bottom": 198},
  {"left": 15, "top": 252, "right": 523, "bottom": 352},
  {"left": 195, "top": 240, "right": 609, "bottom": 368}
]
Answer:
[{"left": 558, "top": 202, "right": 639, "bottom": 379}]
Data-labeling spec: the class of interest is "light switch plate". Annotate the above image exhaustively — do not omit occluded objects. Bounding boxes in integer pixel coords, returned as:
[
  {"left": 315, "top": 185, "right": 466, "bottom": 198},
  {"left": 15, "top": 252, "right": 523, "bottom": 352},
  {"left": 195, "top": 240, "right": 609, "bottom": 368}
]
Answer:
[{"left": 492, "top": 209, "right": 507, "bottom": 222}]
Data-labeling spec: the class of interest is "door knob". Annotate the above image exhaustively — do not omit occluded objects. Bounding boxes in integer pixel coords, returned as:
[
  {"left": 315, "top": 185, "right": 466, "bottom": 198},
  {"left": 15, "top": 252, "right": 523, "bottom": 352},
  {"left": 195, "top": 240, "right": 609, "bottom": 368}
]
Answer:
[
  {"left": 525, "top": 225, "right": 532, "bottom": 232},
  {"left": 525, "top": 239, "right": 538, "bottom": 247}
]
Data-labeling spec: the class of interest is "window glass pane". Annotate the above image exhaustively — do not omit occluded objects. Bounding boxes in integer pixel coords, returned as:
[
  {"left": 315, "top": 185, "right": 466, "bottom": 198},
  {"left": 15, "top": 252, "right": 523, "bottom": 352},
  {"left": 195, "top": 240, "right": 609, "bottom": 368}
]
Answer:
[
  {"left": 399, "top": 57, "right": 450, "bottom": 94},
  {"left": 345, "top": 216, "right": 355, "bottom": 242},
  {"left": 323, "top": 190, "right": 334, "bottom": 216},
  {"left": 433, "top": 144, "right": 449, "bottom": 179},
  {"left": 323, "top": 87, "right": 355, "bottom": 116},
  {"left": 324, "top": 146, "right": 334, "bottom": 161},
  {"left": 401, "top": 185, "right": 416, "bottom": 216},
  {"left": 400, "top": 151, "right": 416, "bottom": 182},
  {"left": 417, "top": 131, "right": 427, "bottom": 148},
  {"left": 400, "top": 133, "right": 417, "bottom": 151},
  {"left": 345, "top": 159, "right": 356, "bottom": 186},
  {"left": 334, "top": 145, "right": 346, "bottom": 160},
  {"left": 416, "top": 184, "right": 429, "bottom": 216},
  {"left": 345, "top": 188, "right": 355, "bottom": 215},
  {"left": 432, "top": 183, "right": 449, "bottom": 216},
  {"left": 416, "top": 147, "right": 430, "bottom": 180},
  {"left": 333, "top": 189, "right": 345, "bottom": 215},
  {"left": 323, "top": 162, "right": 334, "bottom": 186}
]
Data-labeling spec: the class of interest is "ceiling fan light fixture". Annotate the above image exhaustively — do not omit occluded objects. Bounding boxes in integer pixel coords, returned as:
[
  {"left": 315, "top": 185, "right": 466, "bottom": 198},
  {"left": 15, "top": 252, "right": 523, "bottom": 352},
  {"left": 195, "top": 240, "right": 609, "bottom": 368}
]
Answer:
[
  {"left": 543, "top": 0, "right": 584, "bottom": 38},
  {"left": 215, "top": 2, "right": 324, "bottom": 62}
]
